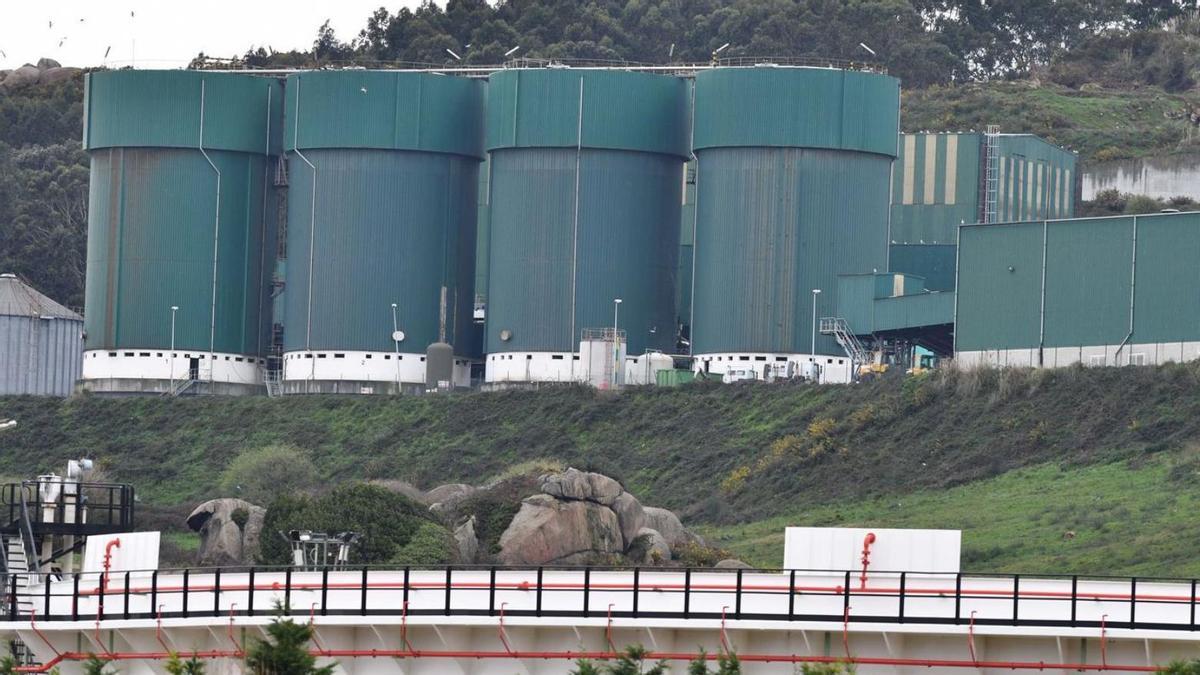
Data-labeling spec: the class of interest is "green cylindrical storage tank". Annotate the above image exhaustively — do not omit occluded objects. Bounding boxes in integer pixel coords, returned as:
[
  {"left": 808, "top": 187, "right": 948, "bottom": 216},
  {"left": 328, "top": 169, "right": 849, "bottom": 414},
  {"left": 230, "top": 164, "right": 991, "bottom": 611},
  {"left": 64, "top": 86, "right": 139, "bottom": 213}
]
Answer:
[
  {"left": 690, "top": 66, "right": 900, "bottom": 384},
  {"left": 80, "top": 70, "right": 282, "bottom": 395},
  {"left": 484, "top": 68, "right": 689, "bottom": 384},
  {"left": 282, "top": 71, "right": 484, "bottom": 394}
]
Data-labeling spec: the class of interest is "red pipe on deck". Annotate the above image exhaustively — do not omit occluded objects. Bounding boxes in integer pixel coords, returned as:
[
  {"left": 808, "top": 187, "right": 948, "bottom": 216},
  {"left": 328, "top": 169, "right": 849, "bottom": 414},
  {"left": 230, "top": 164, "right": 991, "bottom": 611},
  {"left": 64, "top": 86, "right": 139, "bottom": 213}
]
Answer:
[{"left": 859, "top": 532, "right": 876, "bottom": 589}]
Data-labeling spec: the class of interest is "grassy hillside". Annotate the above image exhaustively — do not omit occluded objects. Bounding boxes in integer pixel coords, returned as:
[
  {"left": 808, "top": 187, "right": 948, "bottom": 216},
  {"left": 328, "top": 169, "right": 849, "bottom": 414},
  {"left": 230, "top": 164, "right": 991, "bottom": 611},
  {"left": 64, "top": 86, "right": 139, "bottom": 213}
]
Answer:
[
  {"left": 3, "top": 363, "right": 1200, "bottom": 574},
  {"left": 902, "top": 81, "right": 1200, "bottom": 162}
]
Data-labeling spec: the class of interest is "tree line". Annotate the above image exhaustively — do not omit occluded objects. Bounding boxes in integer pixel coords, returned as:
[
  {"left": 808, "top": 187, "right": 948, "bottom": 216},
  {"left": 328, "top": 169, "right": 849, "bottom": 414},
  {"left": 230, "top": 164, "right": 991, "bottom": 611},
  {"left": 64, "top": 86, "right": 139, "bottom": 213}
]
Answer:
[{"left": 208, "top": 0, "right": 1200, "bottom": 89}]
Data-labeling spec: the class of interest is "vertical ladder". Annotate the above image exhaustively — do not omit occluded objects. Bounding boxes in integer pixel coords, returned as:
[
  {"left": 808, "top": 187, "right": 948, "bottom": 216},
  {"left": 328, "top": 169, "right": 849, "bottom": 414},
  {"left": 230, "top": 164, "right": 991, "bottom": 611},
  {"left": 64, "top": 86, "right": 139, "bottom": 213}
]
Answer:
[{"left": 983, "top": 124, "right": 1000, "bottom": 224}]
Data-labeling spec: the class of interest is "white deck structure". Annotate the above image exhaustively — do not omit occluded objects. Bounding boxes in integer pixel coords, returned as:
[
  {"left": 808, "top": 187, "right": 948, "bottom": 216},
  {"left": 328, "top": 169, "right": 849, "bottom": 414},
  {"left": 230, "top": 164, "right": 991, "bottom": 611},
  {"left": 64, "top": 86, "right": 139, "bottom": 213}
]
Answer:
[{"left": 5, "top": 565, "right": 1200, "bottom": 674}]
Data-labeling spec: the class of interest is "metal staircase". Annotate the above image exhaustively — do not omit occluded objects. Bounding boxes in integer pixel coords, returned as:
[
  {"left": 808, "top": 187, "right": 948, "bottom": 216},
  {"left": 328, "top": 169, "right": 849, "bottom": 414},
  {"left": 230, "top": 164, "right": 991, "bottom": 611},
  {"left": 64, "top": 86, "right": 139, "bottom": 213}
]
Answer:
[
  {"left": 2, "top": 535, "right": 33, "bottom": 617},
  {"left": 164, "top": 378, "right": 197, "bottom": 397},
  {"left": 983, "top": 124, "right": 1000, "bottom": 223},
  {"left": 819, "top": 317, "right": 870, "bottom": 366}
]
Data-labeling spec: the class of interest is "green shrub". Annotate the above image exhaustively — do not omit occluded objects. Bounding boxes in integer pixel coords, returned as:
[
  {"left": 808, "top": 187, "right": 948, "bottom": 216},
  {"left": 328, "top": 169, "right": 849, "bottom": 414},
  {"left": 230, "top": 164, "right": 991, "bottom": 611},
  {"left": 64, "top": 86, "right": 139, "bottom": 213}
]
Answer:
[
  {"left": 219, "top": 444, "right": 318, "bottom": 506},
  {"left": 259, "top": 483, "right": 451, "bottom": 566}
]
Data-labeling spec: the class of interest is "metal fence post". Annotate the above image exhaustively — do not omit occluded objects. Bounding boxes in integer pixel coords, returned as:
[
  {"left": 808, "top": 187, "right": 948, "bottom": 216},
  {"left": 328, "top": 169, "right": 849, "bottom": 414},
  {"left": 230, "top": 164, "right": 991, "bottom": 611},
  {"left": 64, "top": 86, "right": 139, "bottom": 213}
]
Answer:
[
  {"left": 124, "top": 571, "right": 131, "bottom": 620},
  {"left": 247, "top": 568, "right": 255, "bottom": 617},
  {"left": 489, "top": 567, "right": 497, "bottom": 617},
  {"left": 583, "top": 568, "right": 590, "bottom": 618},
  {"left": 444, "top": 567, "right": 452, "bottom": 616},
  {"left": 787, "top": 570, "right": 795, "bottom": 621},
  {"left": 360, "top": 566, "right": 369, "bottom": 616},
  {"left": 685, "top": 568, "right": 693, "bottom": 620},
  {"left": 633, "top": 567, "right": 641, "bottom": 618},
  {"left": 898, "top": 572, "right": 906, "bottom": 624},
  {"left": 1070, "top": 575, "right": 1078, "bottom": 627},
  {"left": 536, "top": 567, "right": 544, "bottom": 618},
  {"left": 321, "top": 567, "right": 329, "bottom": 617},
  {"left": 182, "top": 569, "right": 190, "bottom": 618},
  {"left": 1012, "top": 575, "right": 1020, "bottom": 626},
  {"left": 1130, "top": 577, "right": 1137, "bottom": 629},
  {"left": 214, "top": 568, "right": 222, "bottom": 617},
  {"left": 953, "top": 573, "right": 961, "bottom": 625}
]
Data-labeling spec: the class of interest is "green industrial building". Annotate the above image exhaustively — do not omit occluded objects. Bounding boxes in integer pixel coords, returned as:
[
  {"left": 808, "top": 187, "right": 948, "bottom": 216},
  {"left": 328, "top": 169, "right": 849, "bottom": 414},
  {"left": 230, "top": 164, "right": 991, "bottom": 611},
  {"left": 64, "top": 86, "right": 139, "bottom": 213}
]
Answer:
[
  {"left": 889, "top": 132, "right": 1078, "bottom": 291},
  {"left": 956, "top": 211, "right": 1200, "bottom": 368},
  {"left": 79, "top": 70, "right": 282, "bottom": 395}
]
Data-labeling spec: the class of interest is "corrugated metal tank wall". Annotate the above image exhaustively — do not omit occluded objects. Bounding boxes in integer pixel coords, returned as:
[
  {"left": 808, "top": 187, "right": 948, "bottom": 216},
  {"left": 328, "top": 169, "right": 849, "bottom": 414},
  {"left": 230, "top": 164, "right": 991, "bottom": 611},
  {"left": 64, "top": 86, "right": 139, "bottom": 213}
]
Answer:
[
  {"left": 484, "top": 69, "right": 690, "bottom": 356},
  {"left": 690, "top": 67, "right": 900, "bottom": 357},
  {"left": 282, "top": 71, "right": 484, "bottom": 358},
  {"left": 82, "top": 71, "right": 281, "bottom": 357},
  {"left": 0, "top": 315, "right": 83, "bottom": 396}
]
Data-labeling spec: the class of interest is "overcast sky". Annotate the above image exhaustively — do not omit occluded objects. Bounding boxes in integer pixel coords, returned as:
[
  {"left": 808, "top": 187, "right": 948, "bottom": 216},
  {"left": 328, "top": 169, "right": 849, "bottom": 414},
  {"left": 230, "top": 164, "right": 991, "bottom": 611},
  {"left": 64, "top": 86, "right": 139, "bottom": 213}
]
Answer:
[{"left": 0, "top": 1, "right": 425, "bottom": 70}]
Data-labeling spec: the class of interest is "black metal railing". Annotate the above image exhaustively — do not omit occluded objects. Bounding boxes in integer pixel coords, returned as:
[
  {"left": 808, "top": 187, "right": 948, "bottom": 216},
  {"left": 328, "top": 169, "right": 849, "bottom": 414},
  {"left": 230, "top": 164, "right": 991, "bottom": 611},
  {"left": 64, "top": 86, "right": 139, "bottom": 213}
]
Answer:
[
  {"left": 0, "top": 481, "right": 135, "bottom": 536},
  {"left": 1, "top": 565, "right": 1198, "bottom": 633}
]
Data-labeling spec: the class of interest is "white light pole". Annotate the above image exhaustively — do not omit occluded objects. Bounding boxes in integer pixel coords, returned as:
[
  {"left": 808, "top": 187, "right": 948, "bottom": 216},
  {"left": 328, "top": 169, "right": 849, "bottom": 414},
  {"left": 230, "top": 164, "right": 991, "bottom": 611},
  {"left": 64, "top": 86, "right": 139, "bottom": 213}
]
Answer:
[
  {"left": 810, "top": 289, "right": 821, "bottom": 356},
  {"left": 169, "top": 305, "right": 179, "bottom": 394},
  {"left": 391, "top": 303, "right": 401, "bottom": 394},
  {"left": 613, "top": 298, "right": 623, "bottom": 389},
  {"left": 0, "top": 420, "right": 16, "bottom": 432}
]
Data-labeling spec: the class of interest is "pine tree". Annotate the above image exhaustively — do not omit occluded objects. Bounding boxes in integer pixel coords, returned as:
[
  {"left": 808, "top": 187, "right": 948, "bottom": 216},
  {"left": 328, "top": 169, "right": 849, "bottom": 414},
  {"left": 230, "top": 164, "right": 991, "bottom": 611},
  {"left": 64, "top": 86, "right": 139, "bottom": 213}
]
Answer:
[{"left": 244, "top": 604, "right": 336, "bottom": 675}]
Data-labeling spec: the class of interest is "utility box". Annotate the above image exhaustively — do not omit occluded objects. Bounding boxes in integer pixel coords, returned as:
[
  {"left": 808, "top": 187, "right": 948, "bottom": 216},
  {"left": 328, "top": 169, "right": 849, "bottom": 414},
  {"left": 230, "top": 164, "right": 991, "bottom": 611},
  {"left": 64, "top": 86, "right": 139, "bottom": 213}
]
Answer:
[{"left": 783, "top": 527, "right": 961, "bottom": 573}]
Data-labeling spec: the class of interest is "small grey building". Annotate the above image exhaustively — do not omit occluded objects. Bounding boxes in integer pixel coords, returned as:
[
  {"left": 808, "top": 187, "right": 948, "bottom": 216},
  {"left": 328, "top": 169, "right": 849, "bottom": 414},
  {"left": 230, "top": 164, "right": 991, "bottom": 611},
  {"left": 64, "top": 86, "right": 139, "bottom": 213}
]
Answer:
[{"left": 0, "top": 274, "right": 83, "bottom": 396}]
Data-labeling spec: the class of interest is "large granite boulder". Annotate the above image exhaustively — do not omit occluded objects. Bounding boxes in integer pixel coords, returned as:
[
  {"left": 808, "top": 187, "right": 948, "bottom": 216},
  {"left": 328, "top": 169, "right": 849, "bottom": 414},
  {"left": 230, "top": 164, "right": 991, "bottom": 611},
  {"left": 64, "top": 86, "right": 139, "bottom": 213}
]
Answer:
[
  {"left": 35, "top": 58, "right": 61, "bottom": 70},
  {"left": 497, "top": 494, "right": 623, "bottom": 565},
  {"left": 610, "top": 491, "right": 646, "bottom": 548},
  {"left": 186, "top": 498, "right": 266, "bottom": 566},
  {"left": 632, "top": 528, "right": 671, "bottom": 565},
  {"left": 454, "top": 516, "right": 478, "bottom": 563},
  {"left": 643, "top": 506, "right": 702, "bottom": 550},
  {"left": 0, "top": 65, "right": 40, "bottom": 88},
  {"left": 539, "top": 468, "right": 623, "bottom": 506},
  {"left": 40, "top": 67, "right": 81, "bottom": 84}
]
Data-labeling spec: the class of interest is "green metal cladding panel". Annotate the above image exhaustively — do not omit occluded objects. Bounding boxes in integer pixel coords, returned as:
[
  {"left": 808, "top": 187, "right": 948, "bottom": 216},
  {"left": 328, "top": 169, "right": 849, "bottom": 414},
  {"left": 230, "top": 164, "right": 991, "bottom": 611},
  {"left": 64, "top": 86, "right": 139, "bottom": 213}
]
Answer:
[
  {"left": 485, "top": 148, "right": 681, "bottom": 355},
  {"left": 284, "top": 149, "right": 478, "bottom": 354},
  {"left": 284, "top": 71, "right": 484, "bottom": 159},
  {"left": 995, "top": 135, "right": 1078, "bottom": 223},
  {"left": 889, "top": 244, "right": 958, "bottom": 291},
  {"left": 691, "top": 147, "right": 892, "bottom": 356},
  {"left": 693, "top": 67, "right": 899, "bottom": 157},
  {"left": 1043, "top": 218, "right": 1131, "bottom": 348},
  {"left": 84, "top": 148, "right": 274, "bottom": 355},
  {"left": 954, "top": 222, "right": 1044, "bottom": 351},
  {"left": 486, "top": 69, "right": 689, "bottom": 158},
  {"left": 872, "top": 292, "right": 954, "bottom": 332},
  {"left": 956, "top": 213, "right": 1200, "bottom": 354},
  {"left": 890, "top": 133, "right": 981, "bottom": 244},
  {"left": 84, "top": 70, "right": 282, "bottom": 155},
  {"left": 1134, "top": 213, "right": 1200, "bottom": 343}
]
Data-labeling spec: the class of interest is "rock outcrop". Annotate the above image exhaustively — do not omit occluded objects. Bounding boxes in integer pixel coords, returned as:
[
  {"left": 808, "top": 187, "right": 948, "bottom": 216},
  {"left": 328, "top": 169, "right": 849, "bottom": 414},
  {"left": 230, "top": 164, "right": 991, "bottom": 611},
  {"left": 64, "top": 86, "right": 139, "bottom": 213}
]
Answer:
[
  {"left": 186, "top": 498, "right": 266, "bottom": 566},
  {"left": 0, "top": 60, "right": 79, "bottom": 89},
  {"left": 633, "top": 528, "right": 671, "bottom": 565},
  {"left": 643, "top": 506, "right": 703, "bottom": 550},
  {"left": 498, "top": 494, "right": 622, "bottom": 564},
  {"left": 421, "top": 467, "right": 709, "bottom": 567},
  {"left": 454, "top": 516, "right": 479, "bottom": 563}
]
